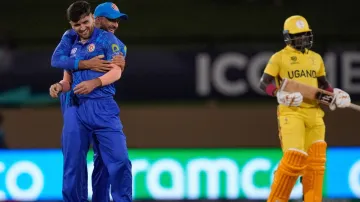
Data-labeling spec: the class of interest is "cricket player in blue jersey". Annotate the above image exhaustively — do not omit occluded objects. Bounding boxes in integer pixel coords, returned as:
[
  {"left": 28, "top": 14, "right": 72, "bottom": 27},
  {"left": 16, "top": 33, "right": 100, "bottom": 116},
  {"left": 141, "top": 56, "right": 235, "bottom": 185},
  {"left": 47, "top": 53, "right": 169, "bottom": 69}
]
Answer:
[
  {"left": 50, "top": 2, "right": 128, "bottom": 201},
  {"left": 48, "top": 1, "right": 131, "bottom": 202}
]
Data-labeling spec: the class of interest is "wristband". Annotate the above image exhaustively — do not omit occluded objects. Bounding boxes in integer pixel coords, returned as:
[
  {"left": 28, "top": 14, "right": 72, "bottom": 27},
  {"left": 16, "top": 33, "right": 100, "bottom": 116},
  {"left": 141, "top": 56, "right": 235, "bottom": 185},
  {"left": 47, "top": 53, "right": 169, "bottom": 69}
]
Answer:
[
  {"left": 325, "top": 86, "right": 334, "bottom": 93},
  {"left": 265, "top": 84, "right": 277, "bottom": 96}
]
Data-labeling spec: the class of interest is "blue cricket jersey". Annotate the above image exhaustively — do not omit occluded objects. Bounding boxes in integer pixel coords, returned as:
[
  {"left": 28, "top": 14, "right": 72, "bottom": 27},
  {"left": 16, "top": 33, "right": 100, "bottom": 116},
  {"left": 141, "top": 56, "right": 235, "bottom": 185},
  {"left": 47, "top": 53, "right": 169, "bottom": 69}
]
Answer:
[
  {"left": 51, "top": 29, "right": 127, "bottom": 71},
  {"left": 51, "top": 28, "right": 127, "bottom": 99}
]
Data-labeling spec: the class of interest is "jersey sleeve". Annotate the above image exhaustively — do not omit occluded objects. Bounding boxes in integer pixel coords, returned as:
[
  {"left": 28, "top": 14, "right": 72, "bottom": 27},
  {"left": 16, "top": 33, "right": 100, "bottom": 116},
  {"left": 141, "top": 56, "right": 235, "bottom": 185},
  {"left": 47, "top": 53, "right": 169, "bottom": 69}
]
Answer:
[
  {"left": 98, "top": 33, "right": 125, "bottom": 85},
  {"left": 264, "top": 53, "right": 281, "bottom": 77},
  {"left": 103, "top": 33, "right": 125, "bottom": 60},
  {"left": 51, "top": 29, "right": 79, "bottom": 70},
  {"left": 122, "top": 45, "right": 127, "bottom": 58},
  {"left": 317, "top": 56, "right": 326, "bottom": 77},
  {"left": 117, "top": 39, "right": 127, "bottom": 58}
]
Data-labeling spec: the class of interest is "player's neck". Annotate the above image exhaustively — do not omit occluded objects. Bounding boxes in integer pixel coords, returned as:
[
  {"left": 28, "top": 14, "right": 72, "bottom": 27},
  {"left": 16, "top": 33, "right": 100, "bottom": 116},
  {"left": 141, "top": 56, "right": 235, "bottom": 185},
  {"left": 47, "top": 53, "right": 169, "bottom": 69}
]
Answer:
[
  {"left": 79, "top": 28, "right": 95, "bottom": 44},
  {"left": 80, "top": 38, "right": 89, "bottom": 44},
  {"left": 286, "top": 45, "right": 308, "bottom": 54}
]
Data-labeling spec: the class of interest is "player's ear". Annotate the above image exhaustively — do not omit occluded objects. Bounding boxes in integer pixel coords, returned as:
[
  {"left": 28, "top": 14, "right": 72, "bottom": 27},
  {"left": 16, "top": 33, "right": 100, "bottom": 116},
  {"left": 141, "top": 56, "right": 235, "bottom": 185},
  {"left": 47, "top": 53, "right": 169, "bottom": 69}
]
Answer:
[
  {"left": 69, "top": 21, "right": 76, "bottom": 29},
  {"left": 94, "top": 17, "right": 100, "bottom": 24}
]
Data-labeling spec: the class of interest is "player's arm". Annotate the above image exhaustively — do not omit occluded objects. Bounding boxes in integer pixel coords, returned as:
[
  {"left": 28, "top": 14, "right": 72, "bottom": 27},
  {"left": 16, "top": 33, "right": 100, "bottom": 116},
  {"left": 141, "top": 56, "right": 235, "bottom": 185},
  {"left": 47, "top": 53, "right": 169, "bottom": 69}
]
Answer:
[
  {"left": 317, "top": 76, "right": 333, "bottom": 92},
  {"left": 51, "top": 30, "right": 112, "bottom": 72},
  {"left": 89, "top": 38, "right": 126, "bottom": 86},
  {"left": 51, "top": 30, "right": 80, "bottom": 71},
  {"left": 259, "top": 54, "right": 281, "bottom": 97},
  {"left": 317, "top": 57, "right": 333, "bottom": 92},
  {"left": 59, "top": 70, "right": 72, "bottom": 92},
  {"left": 97, "top": 64, "right": 122, "bottom": 86},
  {"left": 260, "top": 53, "right": 302, "bottom": 106},
  {"left": 260, "top": 73, "right": 278, "bottom": 96},
  {"left": 73, "top": 34, "right": 124, "bottom": 95},
  {"left": 111, "top": 41, "right": 127, "bottom": 71},
  {"left": 98, "top": 33, "right": 125, "bottom": 85},
  {"left": 49, "top": 70, "right": 72, "bottom": 98}
]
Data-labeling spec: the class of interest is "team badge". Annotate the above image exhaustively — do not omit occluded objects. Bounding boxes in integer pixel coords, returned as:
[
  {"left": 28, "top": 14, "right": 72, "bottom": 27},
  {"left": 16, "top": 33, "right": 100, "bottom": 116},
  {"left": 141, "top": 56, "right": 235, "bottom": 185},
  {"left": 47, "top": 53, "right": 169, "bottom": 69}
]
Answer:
[
  {"left": 111, "top": 3, "right": 119, "bottom": 11},
  {"left": 70, "top": 48, "right": 77, "bottom": 55},
  {"left": 112, "top": 44, "right": 119, "bottom": 53},
  {"left": 88, "top": 43, "right": 95, "bottom": 52},
  {"left": 290, "top": 56, "right": 299, "bottom": 65},
  {"left": 296, "top": 20, "right": 305, "bottom": 29}
]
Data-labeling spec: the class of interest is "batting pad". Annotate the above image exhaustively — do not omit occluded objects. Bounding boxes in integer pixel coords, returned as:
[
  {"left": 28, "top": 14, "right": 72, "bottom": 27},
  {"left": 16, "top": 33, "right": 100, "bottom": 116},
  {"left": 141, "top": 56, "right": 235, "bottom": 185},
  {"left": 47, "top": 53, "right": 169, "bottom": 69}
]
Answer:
[
  {"left": 267, "top": 148, "right": 308, "bottom": 202},
  {"left": 303, "top": 140, "right": 327, "bottom": 202}
]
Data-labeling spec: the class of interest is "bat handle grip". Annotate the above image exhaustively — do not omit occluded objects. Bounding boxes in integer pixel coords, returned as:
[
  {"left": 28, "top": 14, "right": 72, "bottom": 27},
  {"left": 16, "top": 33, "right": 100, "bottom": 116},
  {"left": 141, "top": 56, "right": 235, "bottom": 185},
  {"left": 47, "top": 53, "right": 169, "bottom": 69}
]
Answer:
[{"left": 349, "top": 103, "right": 360, "bottom": 112}]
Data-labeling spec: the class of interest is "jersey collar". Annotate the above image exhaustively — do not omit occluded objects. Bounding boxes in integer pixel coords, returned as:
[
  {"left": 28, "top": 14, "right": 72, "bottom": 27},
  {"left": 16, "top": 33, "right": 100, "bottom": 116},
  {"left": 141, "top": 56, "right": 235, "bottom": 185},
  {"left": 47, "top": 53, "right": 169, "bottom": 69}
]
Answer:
[{"left": 284, "top": 45, "right": 309, "bottom": 54}]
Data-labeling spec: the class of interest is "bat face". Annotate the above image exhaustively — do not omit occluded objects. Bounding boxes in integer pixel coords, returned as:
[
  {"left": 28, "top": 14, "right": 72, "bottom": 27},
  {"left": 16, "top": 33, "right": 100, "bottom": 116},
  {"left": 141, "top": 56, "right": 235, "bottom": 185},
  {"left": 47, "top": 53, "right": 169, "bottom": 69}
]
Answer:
[{"left": 279, "top": 78, "right": 360, "bottom": 112}]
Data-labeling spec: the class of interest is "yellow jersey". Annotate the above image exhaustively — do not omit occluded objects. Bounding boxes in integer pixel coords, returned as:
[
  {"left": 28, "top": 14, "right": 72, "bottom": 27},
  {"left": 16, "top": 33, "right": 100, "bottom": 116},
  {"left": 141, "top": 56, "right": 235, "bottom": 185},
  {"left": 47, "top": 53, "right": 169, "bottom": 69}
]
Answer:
[{"left": 264, "top": 45, "right": 326, "bottom": 108}]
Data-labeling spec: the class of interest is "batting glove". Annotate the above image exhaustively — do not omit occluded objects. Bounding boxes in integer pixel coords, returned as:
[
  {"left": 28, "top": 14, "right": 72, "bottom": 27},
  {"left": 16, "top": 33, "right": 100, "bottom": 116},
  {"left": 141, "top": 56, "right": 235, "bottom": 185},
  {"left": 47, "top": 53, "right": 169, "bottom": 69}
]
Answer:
[
  {"left": 333, "top": 88, "right": 351, "bottom": 108},
  {"left": 276, "top": 90, "right": 303, "bottom": 107}
]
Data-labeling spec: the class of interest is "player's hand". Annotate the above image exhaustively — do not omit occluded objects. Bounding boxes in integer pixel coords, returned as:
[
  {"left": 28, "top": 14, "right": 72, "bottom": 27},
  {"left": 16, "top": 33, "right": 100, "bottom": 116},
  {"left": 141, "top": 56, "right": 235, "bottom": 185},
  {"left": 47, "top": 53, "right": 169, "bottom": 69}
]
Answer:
[
  {"left": 333, "top": 88, "right": 351, "bottom": 108},
  {"left": 74, "top": 79, "right": 102, "bottom": 95},
  {"left": 276, "top": 91, "right": 303, "bottom": 107},
  {"left": 49, "top": 83, "right": 62, "bottom": 98},
  {"left": 86, "top": 55, "right": 112, "bottom": 73},
  {"left": 111, "top": 53, "right": 125, "bottom": 71}
]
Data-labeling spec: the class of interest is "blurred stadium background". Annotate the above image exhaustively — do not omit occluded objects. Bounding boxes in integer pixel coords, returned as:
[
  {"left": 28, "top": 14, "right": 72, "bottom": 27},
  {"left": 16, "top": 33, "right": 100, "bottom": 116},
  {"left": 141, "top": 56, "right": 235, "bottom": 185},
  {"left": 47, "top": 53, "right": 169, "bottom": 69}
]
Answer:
[{"left": 0, "top": 0, "right": 359, "bottom": 201}]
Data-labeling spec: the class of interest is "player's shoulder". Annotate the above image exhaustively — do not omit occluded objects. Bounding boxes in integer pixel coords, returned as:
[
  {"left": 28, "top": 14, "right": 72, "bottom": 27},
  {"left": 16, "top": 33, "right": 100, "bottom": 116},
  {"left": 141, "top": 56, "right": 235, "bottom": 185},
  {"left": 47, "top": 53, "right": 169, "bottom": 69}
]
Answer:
[
  {"left": 116, "top": 38, "right": 125, "bottom": 46},
  {"left": 98, "top": 29, "right": 117, "bottom": 39},
  {"left": 98, "top": 30, "right": 125, "bottom": 46},
  {"left": 62, "top": 29, "right": 77, "bottom": 39},
  {"left": 308, "top": 50, "right": 322, "bottom": 59},
  {"left": 269, "top": 50, "right": 283, "bottom": 61}
]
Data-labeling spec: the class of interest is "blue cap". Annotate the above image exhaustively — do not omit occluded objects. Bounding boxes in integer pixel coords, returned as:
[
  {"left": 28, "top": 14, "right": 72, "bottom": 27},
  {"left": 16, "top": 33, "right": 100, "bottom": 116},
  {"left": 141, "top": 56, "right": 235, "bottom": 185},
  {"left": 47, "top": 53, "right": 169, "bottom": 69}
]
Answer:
[{"left": 94, "top": 2, "right": 128, "bottom": 20}]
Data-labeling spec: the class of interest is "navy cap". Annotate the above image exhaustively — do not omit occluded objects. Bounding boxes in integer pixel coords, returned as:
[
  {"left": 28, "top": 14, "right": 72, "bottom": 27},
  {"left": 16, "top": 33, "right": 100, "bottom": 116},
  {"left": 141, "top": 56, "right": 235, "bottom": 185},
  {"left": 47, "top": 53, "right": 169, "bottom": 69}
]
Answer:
[{"left": 94, "top": 2, "right": 128, "bottom": 20}]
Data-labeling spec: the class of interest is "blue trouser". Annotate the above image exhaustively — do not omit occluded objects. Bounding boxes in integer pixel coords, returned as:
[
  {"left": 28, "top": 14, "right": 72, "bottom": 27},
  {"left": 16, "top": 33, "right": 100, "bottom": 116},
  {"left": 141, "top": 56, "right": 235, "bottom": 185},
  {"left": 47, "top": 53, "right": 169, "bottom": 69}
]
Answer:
[
  {"left": 61, "top": 94, "right": 132, "bottom": 201},
  {"left": 61, "top": 92, "right": 110, "bottom": 201}
]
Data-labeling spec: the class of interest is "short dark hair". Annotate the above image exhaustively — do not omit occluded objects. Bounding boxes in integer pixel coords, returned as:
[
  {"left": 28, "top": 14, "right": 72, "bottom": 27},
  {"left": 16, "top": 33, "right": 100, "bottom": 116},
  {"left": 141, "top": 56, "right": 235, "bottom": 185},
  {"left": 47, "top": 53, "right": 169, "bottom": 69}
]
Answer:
[{"left": 67, "top": 1, "right": 91, "bottom": 22}]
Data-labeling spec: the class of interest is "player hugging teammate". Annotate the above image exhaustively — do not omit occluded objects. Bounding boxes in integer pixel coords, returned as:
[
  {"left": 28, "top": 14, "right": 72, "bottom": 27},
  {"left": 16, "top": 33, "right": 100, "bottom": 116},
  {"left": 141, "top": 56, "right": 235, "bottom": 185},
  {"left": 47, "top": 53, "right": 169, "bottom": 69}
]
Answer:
[{"left": 259, "top": 15, "right": 351, "bottom": 202}]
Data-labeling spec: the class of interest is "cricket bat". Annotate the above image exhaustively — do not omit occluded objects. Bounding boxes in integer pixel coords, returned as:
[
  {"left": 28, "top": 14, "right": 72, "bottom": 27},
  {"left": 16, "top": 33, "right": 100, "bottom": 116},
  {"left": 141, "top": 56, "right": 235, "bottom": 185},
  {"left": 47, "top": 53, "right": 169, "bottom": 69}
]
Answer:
[{"left": 279, "top": 78, "right": 360, "bottom": 112}]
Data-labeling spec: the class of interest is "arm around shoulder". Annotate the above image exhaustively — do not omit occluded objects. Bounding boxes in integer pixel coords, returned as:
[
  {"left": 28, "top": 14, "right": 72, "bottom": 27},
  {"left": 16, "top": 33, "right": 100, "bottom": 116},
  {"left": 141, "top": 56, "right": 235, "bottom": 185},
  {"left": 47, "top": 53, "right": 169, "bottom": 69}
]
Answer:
[{"left": 51, "top": 30, "right": 79, "bottom": 70}]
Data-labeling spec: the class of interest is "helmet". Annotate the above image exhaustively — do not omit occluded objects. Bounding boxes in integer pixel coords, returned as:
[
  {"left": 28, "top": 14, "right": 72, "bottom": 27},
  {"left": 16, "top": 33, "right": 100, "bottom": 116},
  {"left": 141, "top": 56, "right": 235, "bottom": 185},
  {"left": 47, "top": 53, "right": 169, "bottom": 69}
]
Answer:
[{"left": 283, "top": 15, "right": 313, "bottom": 51}]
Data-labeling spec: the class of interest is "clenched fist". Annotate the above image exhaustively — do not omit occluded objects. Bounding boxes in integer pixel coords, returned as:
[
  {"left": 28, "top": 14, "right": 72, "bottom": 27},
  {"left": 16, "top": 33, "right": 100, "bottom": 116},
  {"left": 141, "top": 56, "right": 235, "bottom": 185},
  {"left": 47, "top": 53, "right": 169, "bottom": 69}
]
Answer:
[{"left": 49, "top": 83, "right": 63, "bottom": 98}]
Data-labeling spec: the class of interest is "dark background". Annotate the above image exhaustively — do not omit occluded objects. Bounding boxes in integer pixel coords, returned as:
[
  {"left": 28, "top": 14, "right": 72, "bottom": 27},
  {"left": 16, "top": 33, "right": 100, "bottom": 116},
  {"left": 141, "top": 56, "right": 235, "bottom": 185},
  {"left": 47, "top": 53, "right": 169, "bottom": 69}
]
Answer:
[
  {"left": 0, "top": 0, "right": 359, "bottom": 201},
  {"left": 0, "top": 0, "right": 359, "bottom": 148}
]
